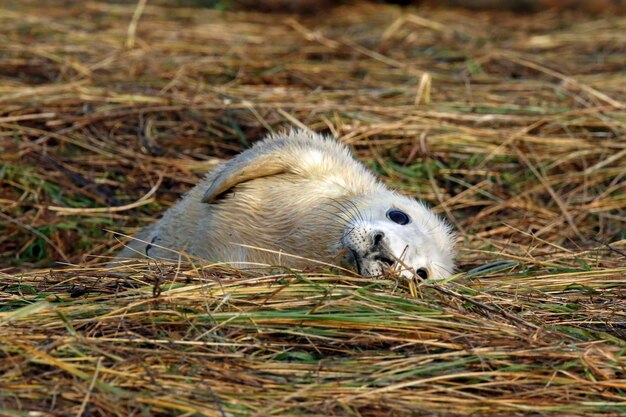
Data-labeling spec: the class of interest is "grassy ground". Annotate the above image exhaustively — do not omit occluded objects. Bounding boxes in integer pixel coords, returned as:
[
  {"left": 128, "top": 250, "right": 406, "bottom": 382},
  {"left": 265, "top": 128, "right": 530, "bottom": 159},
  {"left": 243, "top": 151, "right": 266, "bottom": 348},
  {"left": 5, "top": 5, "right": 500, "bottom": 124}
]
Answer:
[{"left": 0, "top": 1, "right": 625, "bottom": 416}]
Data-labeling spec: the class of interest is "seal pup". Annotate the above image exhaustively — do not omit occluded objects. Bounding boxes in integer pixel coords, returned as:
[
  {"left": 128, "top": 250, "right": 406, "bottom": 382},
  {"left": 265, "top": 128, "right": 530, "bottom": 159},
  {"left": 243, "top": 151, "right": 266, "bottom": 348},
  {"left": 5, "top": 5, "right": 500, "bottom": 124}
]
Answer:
[{"left": 114, "top": 130, "right": 456, "bottom": 280}]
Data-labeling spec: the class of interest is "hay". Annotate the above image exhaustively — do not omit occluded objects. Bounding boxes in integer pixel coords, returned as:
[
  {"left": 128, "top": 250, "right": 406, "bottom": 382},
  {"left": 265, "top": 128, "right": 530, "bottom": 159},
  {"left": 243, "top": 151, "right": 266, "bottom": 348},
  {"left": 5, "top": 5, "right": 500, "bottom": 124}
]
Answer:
[{"left": 0, "top": 1, "right": 625, "bottom": 416}]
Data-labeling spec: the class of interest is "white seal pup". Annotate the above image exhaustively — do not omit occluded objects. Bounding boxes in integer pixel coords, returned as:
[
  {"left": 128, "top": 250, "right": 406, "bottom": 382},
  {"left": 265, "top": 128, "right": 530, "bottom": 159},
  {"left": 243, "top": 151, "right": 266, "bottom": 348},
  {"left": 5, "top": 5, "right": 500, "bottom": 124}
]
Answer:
[{"left": 114, "top": 130, "right": 456, "bottom": 280}]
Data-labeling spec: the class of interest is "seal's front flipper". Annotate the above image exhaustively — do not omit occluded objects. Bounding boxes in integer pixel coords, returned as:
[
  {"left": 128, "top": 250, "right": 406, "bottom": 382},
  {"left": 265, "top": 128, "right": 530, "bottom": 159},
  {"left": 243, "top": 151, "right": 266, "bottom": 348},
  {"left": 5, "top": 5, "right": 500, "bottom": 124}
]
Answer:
[{"left": 201, "top": 152, "right": 289, "bottom": 204}]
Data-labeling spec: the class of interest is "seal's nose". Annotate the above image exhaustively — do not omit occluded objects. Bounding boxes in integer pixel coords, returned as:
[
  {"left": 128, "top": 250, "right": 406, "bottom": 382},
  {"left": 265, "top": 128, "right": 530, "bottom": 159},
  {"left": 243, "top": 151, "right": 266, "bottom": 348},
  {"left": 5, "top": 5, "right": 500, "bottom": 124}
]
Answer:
[
  {"left": 370, "top": 231, "right": 396, "bottom": 270},
  {"left": 373, "top": 231, "right": 384, "bottom": 246}
]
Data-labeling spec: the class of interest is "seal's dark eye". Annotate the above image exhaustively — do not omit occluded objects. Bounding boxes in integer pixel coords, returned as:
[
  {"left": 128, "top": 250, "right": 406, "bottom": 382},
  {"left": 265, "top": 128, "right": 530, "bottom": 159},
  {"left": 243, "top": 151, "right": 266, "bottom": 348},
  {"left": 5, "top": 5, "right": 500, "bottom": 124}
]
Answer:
[
  {"left": 387, "top": 209, "right": 410, "bottom": 225},
  {"left": 415, "top": 268, "right": 429, "bottom": 280}
]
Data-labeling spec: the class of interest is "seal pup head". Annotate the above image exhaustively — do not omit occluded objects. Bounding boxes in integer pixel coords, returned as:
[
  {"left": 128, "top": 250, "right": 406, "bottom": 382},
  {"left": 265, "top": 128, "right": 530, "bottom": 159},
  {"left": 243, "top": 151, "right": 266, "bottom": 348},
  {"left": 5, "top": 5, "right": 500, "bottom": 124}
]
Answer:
[{"left": 337, "top": 191, "right": 456, "bottom": 280}]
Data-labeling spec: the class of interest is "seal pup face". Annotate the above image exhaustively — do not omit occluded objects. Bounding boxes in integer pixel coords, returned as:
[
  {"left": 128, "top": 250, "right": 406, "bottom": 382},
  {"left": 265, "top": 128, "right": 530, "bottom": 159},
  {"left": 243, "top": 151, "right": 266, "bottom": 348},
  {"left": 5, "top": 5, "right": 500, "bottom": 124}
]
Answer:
[{"left": 338, "top": 192, "right": 456, "bottom": 280}]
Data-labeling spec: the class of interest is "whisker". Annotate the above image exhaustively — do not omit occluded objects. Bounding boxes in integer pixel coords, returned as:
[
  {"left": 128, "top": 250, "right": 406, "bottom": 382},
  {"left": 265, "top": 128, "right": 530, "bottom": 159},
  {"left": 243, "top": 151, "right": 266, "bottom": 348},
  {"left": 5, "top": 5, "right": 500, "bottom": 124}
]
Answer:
[
  {"left": 323, "top": 199, "right": 349, "bottom": 217},
  {"left": 343, "top": 198, "right": 366, "bottom": 225},
  {"left": 318, "top": 204, "right": 353, "bottom": 225},
  {"left": 328, "top": 197, "right": 364, "bottom": 227},
  {"left": 340, "top": 225, "right": 357, "bottom": 242}
]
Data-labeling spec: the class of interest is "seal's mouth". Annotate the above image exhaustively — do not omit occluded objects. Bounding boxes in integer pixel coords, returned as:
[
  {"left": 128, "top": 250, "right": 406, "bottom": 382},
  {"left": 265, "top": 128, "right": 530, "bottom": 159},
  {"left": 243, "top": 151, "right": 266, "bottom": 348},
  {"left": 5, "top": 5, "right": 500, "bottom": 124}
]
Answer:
[
  {"left": 340, "top": 228, "right": 404, "bottom": 277},
  {"left": 346, "top": 248, "right": 362, "bottom": 275},
  {"left": 374, "top": 254, "right": 395, "bottom": 268},
  {"left": 345, "top": 247, "right": 396, "bottom": 277}
]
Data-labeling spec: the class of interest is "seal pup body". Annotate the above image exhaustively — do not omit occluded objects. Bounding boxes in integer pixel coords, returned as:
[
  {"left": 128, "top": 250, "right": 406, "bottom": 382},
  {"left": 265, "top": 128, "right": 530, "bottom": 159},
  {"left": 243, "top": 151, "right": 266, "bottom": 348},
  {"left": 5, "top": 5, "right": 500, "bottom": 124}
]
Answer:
[{"left": 114, "top": 130, "right": 455, "bottom": 279}]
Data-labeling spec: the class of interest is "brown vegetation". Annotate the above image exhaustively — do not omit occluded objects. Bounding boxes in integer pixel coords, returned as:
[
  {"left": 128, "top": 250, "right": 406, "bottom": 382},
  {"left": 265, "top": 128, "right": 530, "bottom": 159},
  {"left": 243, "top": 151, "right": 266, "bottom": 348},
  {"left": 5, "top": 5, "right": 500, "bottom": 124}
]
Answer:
[{"left": 0, "top": 1, "right": 624, "bottom": 416}]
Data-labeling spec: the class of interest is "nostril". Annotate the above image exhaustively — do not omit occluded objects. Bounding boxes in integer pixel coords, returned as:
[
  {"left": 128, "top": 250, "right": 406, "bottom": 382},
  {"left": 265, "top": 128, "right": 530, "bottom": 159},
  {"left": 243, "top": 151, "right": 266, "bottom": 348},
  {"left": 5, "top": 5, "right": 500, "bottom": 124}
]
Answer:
[
  {"left": 373, "top": 232, "right": 384, "bottom": 246},
  {"left": 415, "top": 268, "right": 429, "bottom": 280}
]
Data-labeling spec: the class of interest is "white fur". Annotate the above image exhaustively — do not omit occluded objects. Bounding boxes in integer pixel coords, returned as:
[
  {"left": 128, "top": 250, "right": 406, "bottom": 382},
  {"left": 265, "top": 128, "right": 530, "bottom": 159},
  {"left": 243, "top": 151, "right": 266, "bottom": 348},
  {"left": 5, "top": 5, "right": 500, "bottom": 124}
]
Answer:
[{"left": 114, "top": 130, "right": 456, "bottom": 279}]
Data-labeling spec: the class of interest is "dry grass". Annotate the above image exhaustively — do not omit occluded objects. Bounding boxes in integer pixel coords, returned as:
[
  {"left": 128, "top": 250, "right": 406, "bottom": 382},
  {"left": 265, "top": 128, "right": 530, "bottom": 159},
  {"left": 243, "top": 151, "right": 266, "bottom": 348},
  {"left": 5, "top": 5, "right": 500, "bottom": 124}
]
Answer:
[{"left": 0, "top": 1, "right": 625, "bottom": 416}]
